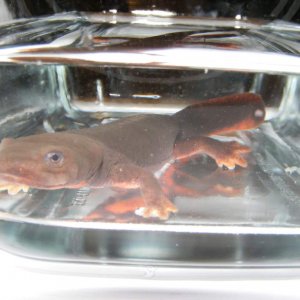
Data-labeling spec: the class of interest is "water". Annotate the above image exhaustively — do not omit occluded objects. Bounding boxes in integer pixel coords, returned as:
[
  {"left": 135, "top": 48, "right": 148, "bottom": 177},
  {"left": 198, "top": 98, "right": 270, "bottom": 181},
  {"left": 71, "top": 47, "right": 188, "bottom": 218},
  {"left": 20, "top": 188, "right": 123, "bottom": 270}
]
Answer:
[{"left": 0, "top": 12, "right": 300, "bottom": 267}]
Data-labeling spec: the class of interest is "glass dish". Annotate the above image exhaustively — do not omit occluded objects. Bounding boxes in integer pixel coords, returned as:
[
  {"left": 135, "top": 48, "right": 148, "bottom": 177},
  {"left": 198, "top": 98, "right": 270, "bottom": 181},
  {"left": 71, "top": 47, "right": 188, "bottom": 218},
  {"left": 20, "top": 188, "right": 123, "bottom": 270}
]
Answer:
[{"left": 0, "top": 12, "right": 299, "bottom": 271}]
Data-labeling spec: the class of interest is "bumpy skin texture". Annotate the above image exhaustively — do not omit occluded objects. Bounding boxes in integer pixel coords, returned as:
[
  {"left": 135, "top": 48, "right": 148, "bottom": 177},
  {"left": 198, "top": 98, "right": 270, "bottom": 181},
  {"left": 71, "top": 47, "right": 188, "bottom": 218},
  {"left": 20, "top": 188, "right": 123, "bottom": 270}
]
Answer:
[{"left": 0, "top": 93, "right": 265, "bottom": 219}]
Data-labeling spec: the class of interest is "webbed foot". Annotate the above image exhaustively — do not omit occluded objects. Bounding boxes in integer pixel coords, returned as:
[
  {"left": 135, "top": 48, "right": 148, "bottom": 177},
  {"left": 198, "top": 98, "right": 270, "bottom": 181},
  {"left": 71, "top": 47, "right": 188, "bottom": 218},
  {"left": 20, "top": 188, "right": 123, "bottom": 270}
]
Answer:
[{"left": 214, "top": 141, "right": 250, "bottom": 169}]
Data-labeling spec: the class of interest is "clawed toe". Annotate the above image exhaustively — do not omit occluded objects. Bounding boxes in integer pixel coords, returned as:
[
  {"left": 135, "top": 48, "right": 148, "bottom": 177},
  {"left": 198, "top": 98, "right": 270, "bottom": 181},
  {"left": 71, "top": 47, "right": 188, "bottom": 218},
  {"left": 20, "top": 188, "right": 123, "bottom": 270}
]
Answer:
[
  {"left": 135, "top": 197, "right": 178, "bottom": 220},
  {"left": 215, "top": 142, "right": 250, "bottom": 169}
]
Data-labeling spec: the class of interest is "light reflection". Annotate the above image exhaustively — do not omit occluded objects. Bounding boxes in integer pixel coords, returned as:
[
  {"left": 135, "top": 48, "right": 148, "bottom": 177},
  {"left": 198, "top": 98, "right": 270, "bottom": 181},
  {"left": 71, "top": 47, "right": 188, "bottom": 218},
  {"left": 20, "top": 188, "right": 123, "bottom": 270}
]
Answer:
[
  {"left": 131, "top": 10, "right": 176, "bottom": 17},
  {"left": 132, "top": 94, "right": 161, "bottom": 100}
]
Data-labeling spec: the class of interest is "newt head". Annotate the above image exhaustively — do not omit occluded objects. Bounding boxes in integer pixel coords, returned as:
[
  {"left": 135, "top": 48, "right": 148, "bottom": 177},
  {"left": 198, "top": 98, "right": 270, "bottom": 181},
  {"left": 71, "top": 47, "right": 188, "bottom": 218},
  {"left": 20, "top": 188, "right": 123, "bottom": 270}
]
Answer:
[{"left": 0, "top": 133, "right": 104, "bottom": 195}]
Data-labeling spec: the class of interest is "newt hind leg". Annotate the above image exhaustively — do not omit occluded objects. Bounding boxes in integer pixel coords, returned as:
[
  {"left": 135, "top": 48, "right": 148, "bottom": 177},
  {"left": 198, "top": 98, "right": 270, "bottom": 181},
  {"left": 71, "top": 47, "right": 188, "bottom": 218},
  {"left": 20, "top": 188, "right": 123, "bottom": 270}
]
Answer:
[
  {"left": 160, "top": 156, "right": 246, "bottom": 200},
  {"left": 174, "top": 136, "right": 251, "bottom": 169},
  {"left": 164, "top": 137, "right": 250, "bottom": 199}
]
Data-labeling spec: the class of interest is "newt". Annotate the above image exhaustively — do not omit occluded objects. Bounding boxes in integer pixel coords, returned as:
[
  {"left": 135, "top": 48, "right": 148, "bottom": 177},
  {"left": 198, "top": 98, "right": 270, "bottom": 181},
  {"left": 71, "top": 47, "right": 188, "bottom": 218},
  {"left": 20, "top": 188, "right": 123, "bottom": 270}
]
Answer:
[{"left": 0, "top": 93, "right": 265, "bottom": 219}]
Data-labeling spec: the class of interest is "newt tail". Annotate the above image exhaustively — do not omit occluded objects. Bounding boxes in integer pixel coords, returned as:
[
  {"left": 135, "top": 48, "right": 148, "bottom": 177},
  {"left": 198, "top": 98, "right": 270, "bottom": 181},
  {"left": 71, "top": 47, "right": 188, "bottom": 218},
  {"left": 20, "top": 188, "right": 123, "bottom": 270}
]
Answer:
[{"left": 173, "top": 93, "right": 265, "bottom": 139}]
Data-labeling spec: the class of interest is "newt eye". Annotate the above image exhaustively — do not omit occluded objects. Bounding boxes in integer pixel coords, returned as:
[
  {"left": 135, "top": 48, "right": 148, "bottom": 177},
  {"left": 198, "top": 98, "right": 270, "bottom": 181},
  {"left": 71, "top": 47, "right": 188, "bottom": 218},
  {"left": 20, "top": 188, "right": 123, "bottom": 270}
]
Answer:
[{"left": 45, "top": 151, "right": 64, "bottom": 166}]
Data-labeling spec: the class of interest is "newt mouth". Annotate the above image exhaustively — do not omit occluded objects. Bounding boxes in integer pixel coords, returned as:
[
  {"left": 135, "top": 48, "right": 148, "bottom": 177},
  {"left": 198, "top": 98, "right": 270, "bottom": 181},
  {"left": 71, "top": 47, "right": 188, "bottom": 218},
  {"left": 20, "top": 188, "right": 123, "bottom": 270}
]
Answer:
[
  {"left": 0, "top": 174, "right": 32, "bottom": 195},
  {"left": 0, "top": 183, "right": 30, "bottom": 195},
  {"left": 0, "top": 173, "right": 80, "bottom": 193}
]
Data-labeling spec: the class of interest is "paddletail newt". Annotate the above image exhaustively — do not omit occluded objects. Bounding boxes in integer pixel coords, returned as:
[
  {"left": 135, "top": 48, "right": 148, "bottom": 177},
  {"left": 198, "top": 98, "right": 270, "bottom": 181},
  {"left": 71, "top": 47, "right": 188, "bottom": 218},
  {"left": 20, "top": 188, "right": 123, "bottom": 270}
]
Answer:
[{"left": 0, "top": 93, "right": 265, "bottom": 219}]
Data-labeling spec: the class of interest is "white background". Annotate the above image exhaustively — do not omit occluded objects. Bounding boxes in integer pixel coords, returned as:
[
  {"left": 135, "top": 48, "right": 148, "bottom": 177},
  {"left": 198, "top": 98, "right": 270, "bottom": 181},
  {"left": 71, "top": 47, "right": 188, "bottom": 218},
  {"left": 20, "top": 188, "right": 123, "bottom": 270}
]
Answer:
[{"left": 1, "top": 249, "right": 300, "bottom": 300}]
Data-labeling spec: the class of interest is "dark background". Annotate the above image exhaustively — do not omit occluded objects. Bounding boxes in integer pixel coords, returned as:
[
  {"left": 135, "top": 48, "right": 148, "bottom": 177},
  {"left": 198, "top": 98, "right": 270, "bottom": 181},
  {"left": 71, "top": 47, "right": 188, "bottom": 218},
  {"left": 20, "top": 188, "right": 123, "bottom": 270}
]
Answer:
[{"left": 4, "top": 0, "right": 300, "bottom": 23}]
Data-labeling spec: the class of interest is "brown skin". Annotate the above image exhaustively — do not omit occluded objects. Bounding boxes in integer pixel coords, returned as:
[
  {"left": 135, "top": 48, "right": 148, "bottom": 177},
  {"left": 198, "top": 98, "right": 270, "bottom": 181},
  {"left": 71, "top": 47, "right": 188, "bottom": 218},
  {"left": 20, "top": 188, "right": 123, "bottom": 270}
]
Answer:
[{"left": 0, "top": 93, "right": 265, "bottom": 219}]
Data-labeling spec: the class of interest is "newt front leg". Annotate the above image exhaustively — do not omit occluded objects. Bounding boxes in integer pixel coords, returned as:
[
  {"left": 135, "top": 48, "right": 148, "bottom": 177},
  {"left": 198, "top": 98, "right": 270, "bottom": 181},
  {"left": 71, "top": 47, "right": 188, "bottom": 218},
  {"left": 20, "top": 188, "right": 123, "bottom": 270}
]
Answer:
[{"left": 108, "top": 163, "right": 177, "bottom": 219}]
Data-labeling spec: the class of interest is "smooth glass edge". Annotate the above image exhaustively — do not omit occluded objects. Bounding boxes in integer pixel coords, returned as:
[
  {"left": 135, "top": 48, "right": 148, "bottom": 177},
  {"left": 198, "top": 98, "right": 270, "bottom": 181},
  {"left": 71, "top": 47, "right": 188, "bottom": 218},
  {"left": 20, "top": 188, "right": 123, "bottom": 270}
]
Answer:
[
  {"left": 2, "top": 249, "right": 300, "bottom": 280},
  {"left": 2, "top": 48, "right": 299, "bottom": 75},
  {"left": 0, "top": 212, "right": 299, "bottom": 234},
  {"left": 84, "top": 12, "right": 265, "bottom": 29}
]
